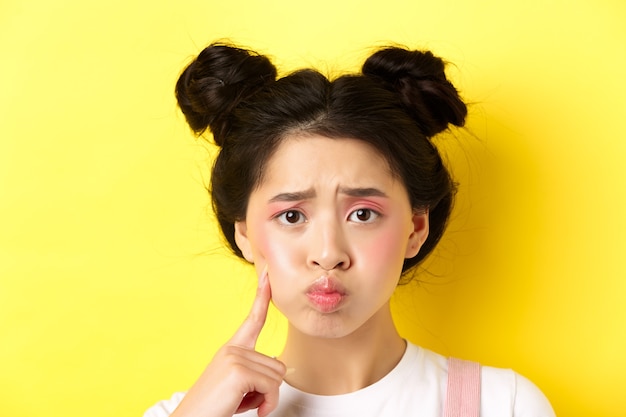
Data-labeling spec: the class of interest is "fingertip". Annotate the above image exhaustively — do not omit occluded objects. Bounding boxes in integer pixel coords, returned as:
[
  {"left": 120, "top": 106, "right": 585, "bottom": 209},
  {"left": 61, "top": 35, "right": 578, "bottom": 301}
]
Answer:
[
  {"left": 274, "top": 358, "right": 287, "bottom": 374},
  {"left": 256, "top": 375, "right": 280, "bottom": 417},
  {"left": 257, "top": 399, "right": 276, "bottom": 417},
  {"left": 257, "top": 265, "right": 272, "bottom": 302}
]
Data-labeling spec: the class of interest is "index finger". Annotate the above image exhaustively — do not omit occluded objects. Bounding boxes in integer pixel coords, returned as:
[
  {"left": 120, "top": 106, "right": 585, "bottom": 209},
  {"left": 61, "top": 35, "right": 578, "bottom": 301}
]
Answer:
[{"left": 228, "top": 265, "right": 271, "bottom": 349}]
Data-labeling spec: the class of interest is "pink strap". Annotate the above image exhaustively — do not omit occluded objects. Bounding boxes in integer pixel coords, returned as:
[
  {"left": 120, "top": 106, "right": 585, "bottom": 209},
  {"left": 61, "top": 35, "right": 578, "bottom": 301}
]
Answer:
[{"left": 442, "top": 358, "right": 481, "bottom": 417}]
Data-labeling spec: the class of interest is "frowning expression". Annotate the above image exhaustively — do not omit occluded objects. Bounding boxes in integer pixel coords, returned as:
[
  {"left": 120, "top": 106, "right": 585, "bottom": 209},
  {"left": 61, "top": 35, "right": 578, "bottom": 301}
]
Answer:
[{"left": 235, "top": 134, "right": 428, "bottom": 338}]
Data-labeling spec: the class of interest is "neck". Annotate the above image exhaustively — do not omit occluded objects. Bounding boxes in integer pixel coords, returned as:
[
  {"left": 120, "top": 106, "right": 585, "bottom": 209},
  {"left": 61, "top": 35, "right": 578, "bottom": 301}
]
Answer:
[{"left": 278, "top": 302, "right": 406, "bottom": 395}]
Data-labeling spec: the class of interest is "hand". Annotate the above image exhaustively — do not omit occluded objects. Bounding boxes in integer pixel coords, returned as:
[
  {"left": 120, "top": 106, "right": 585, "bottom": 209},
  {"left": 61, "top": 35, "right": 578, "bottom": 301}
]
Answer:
[{"left": 171, "top": 266, "right": 286, "bottom": 417}]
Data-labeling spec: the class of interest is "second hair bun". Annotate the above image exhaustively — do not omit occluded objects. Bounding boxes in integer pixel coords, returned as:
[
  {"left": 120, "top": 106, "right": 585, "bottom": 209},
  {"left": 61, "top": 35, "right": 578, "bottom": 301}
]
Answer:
[
  {"left": 362, "top": 47, "right": 467, "bottom": 137},
  {"left": 175, "top": 43, "right": 277, "bottom": 146}
]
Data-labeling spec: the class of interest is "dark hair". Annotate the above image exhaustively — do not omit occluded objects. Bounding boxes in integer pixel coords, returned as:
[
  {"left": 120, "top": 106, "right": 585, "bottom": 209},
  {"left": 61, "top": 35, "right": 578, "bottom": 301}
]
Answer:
[{"left": 175, "top": 42, "right": 466, "bottom": 276}]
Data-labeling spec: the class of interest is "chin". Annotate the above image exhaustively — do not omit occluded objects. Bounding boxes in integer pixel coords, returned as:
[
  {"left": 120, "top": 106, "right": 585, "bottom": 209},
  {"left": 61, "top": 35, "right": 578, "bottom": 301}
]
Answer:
[{"left": 287, "top": 311, "right": 365, "bottom": 339}]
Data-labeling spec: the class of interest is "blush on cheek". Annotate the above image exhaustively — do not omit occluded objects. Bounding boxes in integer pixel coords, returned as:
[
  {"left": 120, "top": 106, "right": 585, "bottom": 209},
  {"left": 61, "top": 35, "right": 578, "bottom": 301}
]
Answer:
[
  {"left": 253, "top": 233, "right": 277, "bottom": 267},
  {"left": 252, "top": 231, "right": 302, "bottom": 317},
  {"left": 253, "top": 230, "right": 299, "bottom": 281},
  {"left": 361, "top": 228, "right": 407, "bottom": 278}
]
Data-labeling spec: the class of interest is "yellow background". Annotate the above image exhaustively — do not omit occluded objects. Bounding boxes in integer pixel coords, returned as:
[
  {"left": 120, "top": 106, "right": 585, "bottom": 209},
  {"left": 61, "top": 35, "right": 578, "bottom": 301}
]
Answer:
[{"left": 1, "top": 1, "right": 625, "bottom": 416}]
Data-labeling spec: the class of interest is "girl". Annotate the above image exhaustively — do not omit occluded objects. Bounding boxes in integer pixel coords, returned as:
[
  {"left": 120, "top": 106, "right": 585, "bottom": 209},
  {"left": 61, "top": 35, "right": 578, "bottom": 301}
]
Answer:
[{"left": 145, "top": 43, "right": 555, "bottom": 417}]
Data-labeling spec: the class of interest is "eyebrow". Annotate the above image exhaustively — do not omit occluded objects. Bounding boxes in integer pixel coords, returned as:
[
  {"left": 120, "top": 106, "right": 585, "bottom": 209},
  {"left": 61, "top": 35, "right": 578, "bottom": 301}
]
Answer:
[
  {"left": 268, "top": 189, "right": 316, "bottom": 203},
  {"left": 268, "top": 187, "right": 387, "bottom": 203},
  {"left": 339, "top": 187, "right": 388, "bottom": 198}
]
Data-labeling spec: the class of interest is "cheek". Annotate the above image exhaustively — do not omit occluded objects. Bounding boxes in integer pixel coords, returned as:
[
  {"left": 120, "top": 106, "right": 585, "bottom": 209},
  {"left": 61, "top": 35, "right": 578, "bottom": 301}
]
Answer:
[
  {"left": 367, "top": 225, "right": 408, "bottom": 259},
  {"left": 251, "top": 226, "right": 303, "bottom": 290},
  {"left": 357, "top": 224, "right": 408, "bottom": 279},
  {"left": 254, "top": 228, "right": 293, "bottom": 266},
  {"left": 252, "top": 231, "right": 303, "bottom": 315}
]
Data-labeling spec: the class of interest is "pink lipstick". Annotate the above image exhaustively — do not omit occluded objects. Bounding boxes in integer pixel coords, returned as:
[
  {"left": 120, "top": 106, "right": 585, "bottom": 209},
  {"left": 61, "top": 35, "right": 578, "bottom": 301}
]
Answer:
[{"left": 306, "top": 276, "right": 346, "bottom": 313}]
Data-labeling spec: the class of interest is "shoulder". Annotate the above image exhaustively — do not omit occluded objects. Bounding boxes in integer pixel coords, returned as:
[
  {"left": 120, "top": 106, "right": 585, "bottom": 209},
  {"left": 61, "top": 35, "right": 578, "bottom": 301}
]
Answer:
[
  {"left": 480, "top": 365, "right": 555, "bottom": 417},
  {"left": 406, "top": 342, "right": 555, "bottom": 417},
  {"left": 143, "top": 392, "right": 185, "bottom": 417}
]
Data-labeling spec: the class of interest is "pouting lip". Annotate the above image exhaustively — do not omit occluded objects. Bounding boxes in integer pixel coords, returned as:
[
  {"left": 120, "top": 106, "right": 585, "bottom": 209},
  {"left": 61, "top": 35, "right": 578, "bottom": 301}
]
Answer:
[
  {"left": 305, "top": 275, "right": 347, "bottom": 296},
  {"left": 305, "top": 275, "right": 347, "bottom": 313}
]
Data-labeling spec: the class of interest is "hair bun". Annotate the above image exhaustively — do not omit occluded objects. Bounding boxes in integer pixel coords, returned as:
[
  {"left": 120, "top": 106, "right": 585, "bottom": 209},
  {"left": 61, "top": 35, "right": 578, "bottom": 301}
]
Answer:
[
  {"left": 175, "top": 43, "right": 277, "bottom": 145},
  {"left": 362, "top": 47, "right": 467, "bottom": 137}
]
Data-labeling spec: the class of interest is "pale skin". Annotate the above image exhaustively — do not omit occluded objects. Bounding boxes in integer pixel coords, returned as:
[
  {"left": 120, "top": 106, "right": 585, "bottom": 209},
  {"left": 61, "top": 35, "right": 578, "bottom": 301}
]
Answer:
[{"left": 171, "top": 135, "right": 429, "bottom": 417}]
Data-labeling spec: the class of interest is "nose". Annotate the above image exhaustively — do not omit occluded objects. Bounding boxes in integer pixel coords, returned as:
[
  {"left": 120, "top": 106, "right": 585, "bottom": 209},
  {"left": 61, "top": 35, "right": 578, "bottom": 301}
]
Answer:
[{"left": 307, "top": 217, "right": 351, "bottom": 271}]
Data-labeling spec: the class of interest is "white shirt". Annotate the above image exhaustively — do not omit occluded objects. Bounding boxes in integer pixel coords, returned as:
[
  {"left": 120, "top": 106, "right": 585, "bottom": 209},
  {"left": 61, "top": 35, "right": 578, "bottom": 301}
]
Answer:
[{"left": 144, "top": 342, "right": 555, "bottom": 417}]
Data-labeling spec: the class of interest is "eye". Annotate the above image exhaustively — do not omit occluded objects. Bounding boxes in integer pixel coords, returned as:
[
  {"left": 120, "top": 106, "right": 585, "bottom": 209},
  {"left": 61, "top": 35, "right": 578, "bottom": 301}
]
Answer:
[
  {"left": 348, "top": 208, "right": 379, "bottom": 223},
  {"left": 276, "top": 210, "right": 306, "bottom": 225}
]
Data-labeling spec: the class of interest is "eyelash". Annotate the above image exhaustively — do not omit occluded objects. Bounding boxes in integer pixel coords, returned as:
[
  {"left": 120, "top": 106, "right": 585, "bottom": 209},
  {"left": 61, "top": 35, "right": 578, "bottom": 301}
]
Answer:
[
  {"left": 347, "top": 208, "right": 380, "bottom": 223},
  {"left": 274, "top": 208, "right": 380, "bottom": 226},
  {"left": 275, "top": 210, "right": 306, "bottom": 225}
]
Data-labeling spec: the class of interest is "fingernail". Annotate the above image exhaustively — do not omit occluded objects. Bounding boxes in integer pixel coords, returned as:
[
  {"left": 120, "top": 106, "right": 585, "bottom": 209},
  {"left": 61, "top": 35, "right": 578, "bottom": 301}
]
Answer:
[{"left": 284, "top": 368, "right": 296, "bottom": 377}]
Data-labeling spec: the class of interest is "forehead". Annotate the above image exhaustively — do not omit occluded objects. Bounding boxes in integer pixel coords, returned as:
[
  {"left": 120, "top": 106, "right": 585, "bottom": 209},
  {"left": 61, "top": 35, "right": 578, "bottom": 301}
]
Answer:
[{"left": 254, "top": 134, "right": 398, "bottom": 193}]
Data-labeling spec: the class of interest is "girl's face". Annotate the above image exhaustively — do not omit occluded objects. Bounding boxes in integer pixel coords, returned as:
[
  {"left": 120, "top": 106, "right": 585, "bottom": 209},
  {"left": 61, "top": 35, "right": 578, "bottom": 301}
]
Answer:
[{"left": 235, "top": 135, "right": 428, "bottom": 338}]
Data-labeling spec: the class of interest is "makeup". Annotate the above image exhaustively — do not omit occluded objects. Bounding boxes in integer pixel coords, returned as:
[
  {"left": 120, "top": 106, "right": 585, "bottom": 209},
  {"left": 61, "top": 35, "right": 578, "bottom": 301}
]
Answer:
[
  {"left": 305, "top": 276, "right": 347, "bottom": 313},
  {"left": 239, "top": 135, "right": 421, "bottom": 338}
]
